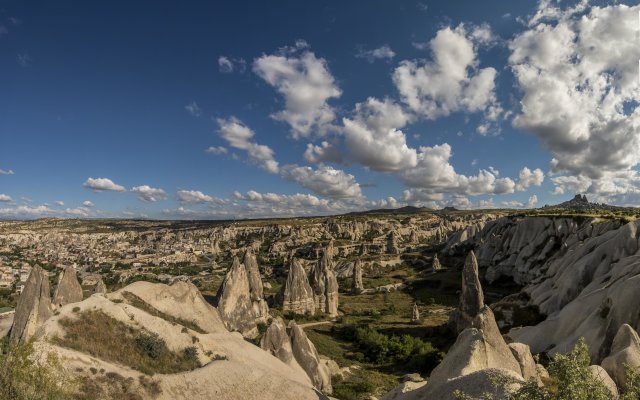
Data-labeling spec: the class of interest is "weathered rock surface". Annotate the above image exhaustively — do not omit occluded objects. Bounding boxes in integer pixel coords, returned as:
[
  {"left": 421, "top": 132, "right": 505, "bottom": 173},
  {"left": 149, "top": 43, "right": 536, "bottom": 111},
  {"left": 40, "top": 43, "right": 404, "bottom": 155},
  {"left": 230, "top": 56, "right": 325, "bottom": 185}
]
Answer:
[
  {"left": 308, "top": 245, "right": 339, "bottom": 316},
  {"left": 10, "top": 266, "right": 53, "bottom": 343},
  {"left": 93, "top": 277, "right": 107, "bottom": 294},
  {"left": 353, "top": 260, "right": 364, "bottom": 293},
  {"left": 432, "top": 254, "right": 442, "bottom": 271},
  {"left": 602, "top": 324, "right": 640, "bottom": 389},
  {"left": 411, "top": 303, "right": 420, "bottom": 323},
  {"left": 53, "top": 266, "right": 83, "bottom": 308},
  {"left": 508, "top": 342, "right": 540, "bottom": 384},
  {"left": 261, "top": 317, "right": 296, "bottom": 365},
  {"left": 242, "top": 248, "right": 269, "bottom": 322},
  {"left": 36, "top": 281, "right": 323, "bottom": 400},
  {"left": 445, "top": 216, "right": 640, "bottom": 361},
  {"left": 386, "top": 231, "right": 400, "bottom": 254},
  {"left": 281, "top": 258, "right": 316, "bottom": 315},
  {"left": 451, "top": 251, "right": 484, "bottom": 333},
  {"left": 289, "top": 320, "right": 332, "bottom": 394},
  {"left": 589, "top": 365, "right": 619, "bottom": 399},
  {"left": 216, "top": 257, "right": 258, "bottom": 338}
]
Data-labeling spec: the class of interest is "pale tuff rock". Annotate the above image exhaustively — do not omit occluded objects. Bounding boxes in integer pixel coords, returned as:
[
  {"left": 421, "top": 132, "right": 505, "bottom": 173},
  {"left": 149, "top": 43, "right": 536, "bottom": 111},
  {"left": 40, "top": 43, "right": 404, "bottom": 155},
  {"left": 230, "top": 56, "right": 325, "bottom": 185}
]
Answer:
[
  {"left": 10, "top": 265, "right": 53, "bottom": 344},
  {"left": 589, "top": 365, "right": 619, "bottom": 399},
  {"left": 508, "top": 342, "right": 540, "bottom": 385},
  {"left": 602, "top": 324, "right": 640, "bottom": 389},
  {"left": 216, "top": 257, "right": 258, "bottom": 338},
  {"left": 261, "top": 317, "right": 335, "bottom": 393},
  {"left": 53, "top": 266, "right": 83, "bottom": 308},
  {"left": 386, "top": 231, "right": 400, "bottom": 254},
  {"left": 93, "top": 277, "right": 107, "bottom": 294},
  {"left": 288, "top": 320, "right": 332, "bottom": 394},
  {"left": 112, "top": 280, "right": 226, "bottom": 334},
  {"left": 308, "top": 245, "right": 339, "bottom": 317},
  {"left": 281, "top": 258, "right": 316, "bottom": 315},
  {"left": 451, "top": 251, "right": 484, "bottom": 333},
  {"left": 353, "top": 260, "right": 364, "bottom": 293},
  {"left": 432, "top": 254, "right": 442, "bottom": 271},
  {"left": 261, "top": 317, "right": 295, "bottom": 365},
  {"left": 38, "top": 282, "right": 321, "bottom": 400},
  {"left": 243, "top": 248, "right": 269, "bottom": 322},
  {"left": 411, "top": 303, "right": 420, "bottom": 323},
  {"left": 507, "top": 220, "right": 640, "bottom": 360}
]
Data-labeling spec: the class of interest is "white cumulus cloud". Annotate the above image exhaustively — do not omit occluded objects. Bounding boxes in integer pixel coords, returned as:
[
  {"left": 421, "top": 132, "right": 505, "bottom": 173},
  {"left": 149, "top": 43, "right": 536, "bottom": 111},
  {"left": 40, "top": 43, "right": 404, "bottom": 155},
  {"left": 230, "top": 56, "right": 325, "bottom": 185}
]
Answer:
[
  {"left": 253, "top": 45, "right": 341, "bottom": 139},
  {"left": 131, "top": 185, "right": 167, "bottom": 202},
  {"left": 83, "top": 177, "right": 126, "bottom": 192}
]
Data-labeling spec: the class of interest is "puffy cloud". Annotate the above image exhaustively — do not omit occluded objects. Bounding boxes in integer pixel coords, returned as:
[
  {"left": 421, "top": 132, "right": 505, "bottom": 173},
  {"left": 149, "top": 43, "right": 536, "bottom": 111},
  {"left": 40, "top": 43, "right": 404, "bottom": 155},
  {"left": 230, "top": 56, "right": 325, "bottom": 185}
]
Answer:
[
  {"left": 131, "top": 185, "right": 167, "bottom": 202},
  {"left": 0, "top": 169, "right": 14, "bottom": 175},
  {"left": 393, "top": 24, "right": 500, "bottom": 121},
  {"left": 55, "top": 200, "right": 64, "bottom": 206},
  {"left": 83, "top": 177, "right": 126, "bottom": 192},
  {"left": 218, "top": 56, "right": 247, "bottom": 73},
  {"left": 527, "top": 194, "right": 538, "bottom": 208},
  {"left": 0, "top": 205, "right": 54, "bottom": 218},
  {"left": 217, "top": 117, "right": 279, "bottom": 173},
  {"left": 510, "top": 3, "right": 640, "bottom": 195},
  {"left": 205, "top": 146, "right": 228, "bottom": 155},
  {"left": 342, "top": 98, "right": 417, "bottom": 172},
  {"left": 176, "top": 190, "right": 223, "bottom": 204},
  {"left": 253, "top": 46, "right": 341, "bottom": 138},
  {"left": 64, "top": 207, "right": 91, "bottom": 217},
  {"left": 515, "top": 167, "right": 545, "bottom": 191},
  {"left": 184, "top": 101, "right": 201, "bottom": 117},
  {"left": 501, "top": 200, "right": 525, "bottom": 208},
  {"left": 0, "top": 194, "right": 12, "bottom": 202},
  {"left": 401, "top": 143, "right": 517, "bottom": 196},
  {"left": 281, "top": 164, "right": 362, "bottom": 199},
  {"left": 304, "top": 141, "right": 342, "bottom": 164},
  {"left": 82, "top": 201, "right": 94, "bottom": 207},
  {"left": 356, "top": 45, "right": 396, "bottom": 62}
]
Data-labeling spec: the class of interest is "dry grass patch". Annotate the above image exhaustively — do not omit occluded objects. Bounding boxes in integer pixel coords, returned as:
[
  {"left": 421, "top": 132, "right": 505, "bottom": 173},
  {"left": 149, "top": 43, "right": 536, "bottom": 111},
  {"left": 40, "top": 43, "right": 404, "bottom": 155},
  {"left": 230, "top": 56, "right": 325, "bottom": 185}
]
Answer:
[
  {"left": 53, "top": 310, "right": 201, "bottom": 375},
  {"left": 120, "top": 291, "right": 206, "bottom": 334}
]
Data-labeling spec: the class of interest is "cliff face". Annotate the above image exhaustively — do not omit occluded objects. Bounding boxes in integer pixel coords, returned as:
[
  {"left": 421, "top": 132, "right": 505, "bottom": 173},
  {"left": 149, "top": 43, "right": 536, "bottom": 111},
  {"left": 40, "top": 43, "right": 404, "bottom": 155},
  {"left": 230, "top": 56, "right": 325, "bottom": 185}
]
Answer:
[{"left": 443, "top": 215, "right": 640, "bottom": 361}]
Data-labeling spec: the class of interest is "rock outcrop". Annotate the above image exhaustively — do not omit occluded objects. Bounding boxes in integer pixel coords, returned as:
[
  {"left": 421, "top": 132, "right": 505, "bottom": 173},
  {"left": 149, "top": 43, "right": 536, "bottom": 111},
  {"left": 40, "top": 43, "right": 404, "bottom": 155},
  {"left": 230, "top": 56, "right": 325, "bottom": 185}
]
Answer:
[
  {"left": 35, "top": 281, "right": 323, "bottom": 400},
  {"left": 281, "top": 258, "right": 316, "bottom": 315},
  {"left": 411, "top": 303, "right": 420, "bottom": 323},
  {"left": 450, "top": 251, "right": 484, "bottom": 333},
  {"left": 386, "top": 231, "right": 400, "bottom": 254},
  {"left": 261, "top": 317, "right": 332, "bottom": 393},
  {"left": 589, "top": 365, "right": 619, "bottom": 399},
  {"left": 602, "top": 324, "right": 640, "bottom": 389},
  {"left": 216, "top": 257, "right": 258, "bottom": 338},
  {"left": 382, "top": 249, "right": 532, "bottom": 400},
  {"left": 289, "top": 320, "right": 332, "bottom": 393},
  {"left": 352, "top": 260, "right": 364, "bottom": 293},
  {"left": 53, "top": 266, "right": 83, "bottom": 308},
  {"left": 93, "top": 277, "right": 107, "bottom": 294},
  {"left": 242, "top": 248, "right": 269, "bottom": 323},
  {"left": 432, "top": 254, "right": 442, "bottom": 271},
  {"left": 10, "top": 266, "right": 53, "bottom": 344},
  {"left": 308, "top": 245, "right": 339, "bottom": 317}
]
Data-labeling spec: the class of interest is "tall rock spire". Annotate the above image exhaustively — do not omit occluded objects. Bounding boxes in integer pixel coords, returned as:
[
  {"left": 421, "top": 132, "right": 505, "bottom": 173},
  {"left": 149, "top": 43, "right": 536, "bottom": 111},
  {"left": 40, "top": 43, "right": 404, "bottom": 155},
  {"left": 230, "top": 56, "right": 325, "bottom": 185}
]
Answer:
[
  {"left": 281, "top": 258, "right": 316, "bottom": 315},
  {"left": 216, "top": 257, "right": 258, "bottom": 338},
  {"left": 451, "top": 250, "right": 485, "bottom": 333},
  {"left": 242, "top": 247, "right": 269, "bottom": 322}
]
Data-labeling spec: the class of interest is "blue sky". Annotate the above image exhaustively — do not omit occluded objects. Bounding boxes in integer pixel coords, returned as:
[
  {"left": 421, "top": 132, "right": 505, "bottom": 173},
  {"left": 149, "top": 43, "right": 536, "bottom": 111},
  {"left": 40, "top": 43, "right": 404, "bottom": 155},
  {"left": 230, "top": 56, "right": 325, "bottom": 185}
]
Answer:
[{"left": 1, "top": 0, "right": 640, "bottom": 219}]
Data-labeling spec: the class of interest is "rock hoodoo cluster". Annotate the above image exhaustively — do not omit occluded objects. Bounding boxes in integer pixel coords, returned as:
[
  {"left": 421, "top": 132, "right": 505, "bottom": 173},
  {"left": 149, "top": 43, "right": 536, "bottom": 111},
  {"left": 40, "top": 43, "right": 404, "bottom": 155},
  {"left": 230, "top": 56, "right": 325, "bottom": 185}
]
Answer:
[
  {"left": 217, "top": 251, "right": 271, "bottom": 338},
  {"left": 308, "top": 243, "right": 339, "bottom": 317},
  {"left": 261, "top": 317, "right": 332, "bottom": 394},
  {"left": 383, "top": 248, "right": 546, "bottom": 400}
]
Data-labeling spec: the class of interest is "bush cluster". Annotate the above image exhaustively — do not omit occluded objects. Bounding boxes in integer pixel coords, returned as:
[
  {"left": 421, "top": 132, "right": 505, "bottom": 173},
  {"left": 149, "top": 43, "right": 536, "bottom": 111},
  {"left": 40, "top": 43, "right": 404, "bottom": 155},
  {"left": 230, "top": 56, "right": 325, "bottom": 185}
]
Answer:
[{"left": 336, "top": 324, "right": 443, "bottom": 373}]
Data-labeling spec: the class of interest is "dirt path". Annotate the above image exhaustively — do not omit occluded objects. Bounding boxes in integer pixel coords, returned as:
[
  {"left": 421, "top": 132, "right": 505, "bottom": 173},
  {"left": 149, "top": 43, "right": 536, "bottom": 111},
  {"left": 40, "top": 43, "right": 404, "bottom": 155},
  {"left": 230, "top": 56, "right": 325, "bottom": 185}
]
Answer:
[{"left": 299, "top": 319, "right": 335, "bottom": 328}]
